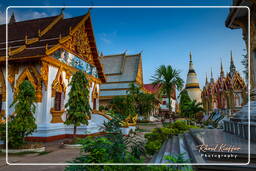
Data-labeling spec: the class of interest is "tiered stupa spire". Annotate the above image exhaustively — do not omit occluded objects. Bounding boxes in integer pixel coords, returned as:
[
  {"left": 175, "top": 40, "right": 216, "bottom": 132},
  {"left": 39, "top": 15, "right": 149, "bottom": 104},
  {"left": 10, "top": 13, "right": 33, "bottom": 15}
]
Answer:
[
  {"left": 230, "top": 51, "right": 236, "bottom": 75},
  {"left": 205, "top": 73, "right": 208, "bottom": 85},
  {"left": 185, "top": 52, "right": 202, "bottom": 103},
  {"left": 210, "top": 68, "right": 214, "bottom": 83},
  {"left": 220, "top": 59, "right": 224, "bottom": 78},
  {"left": 9, "top": 12, "right": 16, "bottom": 24}
]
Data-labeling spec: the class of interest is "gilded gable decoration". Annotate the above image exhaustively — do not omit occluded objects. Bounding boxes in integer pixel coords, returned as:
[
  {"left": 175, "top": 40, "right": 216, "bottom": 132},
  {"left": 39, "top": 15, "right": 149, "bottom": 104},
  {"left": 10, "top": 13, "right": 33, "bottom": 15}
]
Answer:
[
  {"left": 0, "top": 68, "right": 6, "bottom": 101},
  {"left": 8, "top": 64, "right": 18, "bottom": 89},
  {"left": 15, "top": 66, "right": 42, "bottom": 102},
  {"left": 52, "top": 66, "right": 66, "bottom": 97},
  {"left": 62, "top": 23, "right": 93, "bottom": 63},
  {"left": 136, "top": 57, "right": 143, "bottom": 86},
  {"left": 92, "top": 83, "right": 99, "bottom": 100},
  {"left": 40, "top": 61, "right": 49, "bottom": 90}
]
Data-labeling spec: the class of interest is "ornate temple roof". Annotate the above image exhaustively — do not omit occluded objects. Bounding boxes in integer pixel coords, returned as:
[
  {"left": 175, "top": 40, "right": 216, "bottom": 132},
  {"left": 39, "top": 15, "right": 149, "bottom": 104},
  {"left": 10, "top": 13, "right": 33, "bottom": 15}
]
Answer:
[
  {"left": 99, "top": 52, "right": 143, "bottom": 99},
  {"left": 100, "top": 53, "right": 143, "bottom": 83},
  {"left": 0, "top": 11, "right": 105, "bottom": 82},
  {"left": 202, "top": 53, "right": 246, "bottom": 96},
  {"left": 143, "top": 83, "right": 176, "bottom": 99}
]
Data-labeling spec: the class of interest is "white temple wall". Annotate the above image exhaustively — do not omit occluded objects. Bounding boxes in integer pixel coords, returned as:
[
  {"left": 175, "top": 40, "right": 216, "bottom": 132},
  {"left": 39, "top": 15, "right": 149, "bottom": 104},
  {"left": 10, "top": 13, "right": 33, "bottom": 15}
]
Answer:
[
  {"left": 2, "top": 63, "right": 106, "bottom": 138},
  {"left": 160, "top": 97, "right": 176, "bottom": 112}
]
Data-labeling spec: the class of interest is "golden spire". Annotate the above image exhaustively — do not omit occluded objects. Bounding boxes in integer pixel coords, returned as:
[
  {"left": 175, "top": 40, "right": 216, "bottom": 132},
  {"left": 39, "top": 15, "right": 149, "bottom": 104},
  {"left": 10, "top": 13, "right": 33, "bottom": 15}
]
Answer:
[
  {"left": 220, "top": 58, "right": 224, "bottom": 78},
  {"left": 210, "top": 68, "right": 214, "bottom": 83},
  {"left": 189, "top": 51, "right": 192, "bottom": 62},
  {"left": 230, "top": 50, "right": 236, "bottom": 74},
  {"left": 205, "top": 73, "right": 208, "bottom": 85}
]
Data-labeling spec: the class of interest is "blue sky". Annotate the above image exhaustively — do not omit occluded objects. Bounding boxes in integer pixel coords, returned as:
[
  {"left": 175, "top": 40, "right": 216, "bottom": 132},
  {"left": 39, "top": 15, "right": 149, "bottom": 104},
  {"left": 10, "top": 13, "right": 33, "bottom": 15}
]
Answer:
[{"left": 0, "top": 0, "right": 247, "bottom": 89}]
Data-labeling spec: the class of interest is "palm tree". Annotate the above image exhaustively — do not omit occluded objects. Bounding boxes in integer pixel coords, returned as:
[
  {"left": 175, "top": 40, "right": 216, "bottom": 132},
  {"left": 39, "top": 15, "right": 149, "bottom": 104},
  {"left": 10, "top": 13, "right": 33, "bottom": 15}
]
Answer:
[
  {"left": 151, "top": 65, "right": 184, "bottom": 117},
  {"left": 183, "top": 100, "right": 204, "bottom": 120}
]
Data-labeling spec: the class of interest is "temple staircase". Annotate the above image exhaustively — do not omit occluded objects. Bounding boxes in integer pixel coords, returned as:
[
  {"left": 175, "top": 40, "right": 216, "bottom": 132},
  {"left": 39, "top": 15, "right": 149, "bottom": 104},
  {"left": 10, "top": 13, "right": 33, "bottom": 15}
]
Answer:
[{"left": 150, "top": 129, "right": 256, "bottom": 171}]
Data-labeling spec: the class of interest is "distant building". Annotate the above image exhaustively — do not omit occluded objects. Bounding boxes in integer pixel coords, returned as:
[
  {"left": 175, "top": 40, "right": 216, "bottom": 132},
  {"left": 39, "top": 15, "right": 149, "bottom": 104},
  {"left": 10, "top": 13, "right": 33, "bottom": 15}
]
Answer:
[
  {"left": 143, "top": 84, "right": 176, "bottom": 115},
  {"left": 185, "top": 52, "right": 202, "bottom": 103},
  {"left": 201, "top": 52, "right": 247, "bottom": 114},
  {"left": 99, "top": 52, "right": 144, "bottom": 106}
]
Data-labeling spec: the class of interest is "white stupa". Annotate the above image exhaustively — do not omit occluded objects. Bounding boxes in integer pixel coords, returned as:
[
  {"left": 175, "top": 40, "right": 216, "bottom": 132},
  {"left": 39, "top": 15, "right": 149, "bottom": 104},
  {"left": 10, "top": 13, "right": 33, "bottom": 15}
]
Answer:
[{"left": 185, "top": 52, "right": 202, "bottom": 103}]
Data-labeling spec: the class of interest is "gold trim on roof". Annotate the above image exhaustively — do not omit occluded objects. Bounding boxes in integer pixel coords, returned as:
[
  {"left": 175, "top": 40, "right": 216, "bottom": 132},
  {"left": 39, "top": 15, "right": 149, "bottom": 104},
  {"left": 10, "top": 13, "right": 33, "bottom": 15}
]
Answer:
[
  {"left": 40, "top": 61, "right": 49, "bottom": 90},
  {"left": 26, "top": 37, "right": 39, "bottom": 45},
  {"left": 8, "top": 45, "right": 26, "bottom": 56},
  {"left": 70, "top": 13, "right": 90, "bottom": 35},
  {"left": 39, "top": 14, "right": 64, "bottom": 37},
  {"left": 45, "top": 44, "right": 61, "bottom": 55}
]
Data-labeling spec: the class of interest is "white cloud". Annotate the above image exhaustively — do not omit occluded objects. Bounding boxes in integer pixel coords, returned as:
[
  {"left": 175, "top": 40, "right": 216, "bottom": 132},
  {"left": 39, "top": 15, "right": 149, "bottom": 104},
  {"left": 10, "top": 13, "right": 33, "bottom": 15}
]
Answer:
[
  {"left": 31, "top": 11, "right": 48, "bottom": 19},
  {"left": 98, "top": 31, "right": 118, "bottom": 45},
  {"left": 0, "top": 8, "right": 73, "bottom": 24}
]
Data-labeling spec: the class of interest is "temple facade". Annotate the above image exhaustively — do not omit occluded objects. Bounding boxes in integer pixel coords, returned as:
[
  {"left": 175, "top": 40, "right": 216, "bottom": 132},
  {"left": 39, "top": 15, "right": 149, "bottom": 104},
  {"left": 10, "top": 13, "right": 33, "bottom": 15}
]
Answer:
[
  {"left": 0, "top": 11, "right": 112, "bottom": 141},
  {"left": 201, "top": 52, "right": 247, "bottom": 114},
  {"left": 99, "top": 52, "right": 144, "bottom": 106},
  {"left": 185, "top": 52, "right": 202, "bottom": 103}
]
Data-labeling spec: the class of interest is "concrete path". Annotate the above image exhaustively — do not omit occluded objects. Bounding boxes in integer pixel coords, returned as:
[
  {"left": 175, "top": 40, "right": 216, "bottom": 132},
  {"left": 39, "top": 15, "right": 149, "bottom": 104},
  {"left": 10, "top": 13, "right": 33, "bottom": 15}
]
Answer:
[{"left": 0, "top": 144, "right": 80, "bottom": 171}]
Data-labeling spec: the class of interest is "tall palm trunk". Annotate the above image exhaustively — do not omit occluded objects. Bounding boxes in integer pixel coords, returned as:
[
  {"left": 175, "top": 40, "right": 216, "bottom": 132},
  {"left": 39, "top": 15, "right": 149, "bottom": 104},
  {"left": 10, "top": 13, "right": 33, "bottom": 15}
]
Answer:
[{"left": 73, "top": 125, "right": 77, "bottom": 138}]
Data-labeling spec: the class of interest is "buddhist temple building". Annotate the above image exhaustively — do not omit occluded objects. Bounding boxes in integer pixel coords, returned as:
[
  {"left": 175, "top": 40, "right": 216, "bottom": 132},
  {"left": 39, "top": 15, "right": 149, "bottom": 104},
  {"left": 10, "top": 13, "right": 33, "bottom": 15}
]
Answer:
[
  {"left": 143, "top": 84, "right": 176, "bottom": 115},
  {"left": 185, "top": 52, "right": 202, "bottom": 103},
  {"left": 201, "top": 52, "right": 247, "bottom": 114},
  {"left": 223, "top": 0, "right": 256, "bottom": 142},
  {"left": 0, "top": 11, "right": 113, "bottom": 141},
  {"left": 226, "top": 0, "right": 256, "bottom": 100},
  {"left": 99, "top": 52, "right": 144, "bottom": 106}
]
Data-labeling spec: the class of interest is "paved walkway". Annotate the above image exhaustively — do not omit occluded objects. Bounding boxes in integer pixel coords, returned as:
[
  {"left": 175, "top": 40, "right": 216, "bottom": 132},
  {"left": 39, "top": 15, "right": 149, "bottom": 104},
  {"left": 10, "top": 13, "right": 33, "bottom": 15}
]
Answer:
[
  {"left": 0, "top": 122, "right": 163, "bottom": 171},
  {"left": 0, "top": 144, "right": 80, "bottom": 171}
]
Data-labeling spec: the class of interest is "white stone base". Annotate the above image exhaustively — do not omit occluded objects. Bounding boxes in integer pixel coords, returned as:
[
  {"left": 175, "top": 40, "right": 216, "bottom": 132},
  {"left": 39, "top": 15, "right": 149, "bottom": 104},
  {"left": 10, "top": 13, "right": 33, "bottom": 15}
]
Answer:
[
  {"left": 30, "top": 113, "right": 110, "bottom": 138},
  {"left": 63, "top": 144, "right": 82, "bottom": 149}
]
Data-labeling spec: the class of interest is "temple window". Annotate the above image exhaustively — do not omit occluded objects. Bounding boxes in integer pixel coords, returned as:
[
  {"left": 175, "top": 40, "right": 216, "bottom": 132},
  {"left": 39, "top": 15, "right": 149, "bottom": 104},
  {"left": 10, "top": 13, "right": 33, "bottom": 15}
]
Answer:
[
  {"left": 54, "top": 92, "right": 62, "bottom": 111},
  {"left": 50, "top": 67, "right": 66, "bottom": 123},
  {"left": 91, "top": 84, "right": 99, "bottom": 110},
  {"left": 235, "top": 94, "right": 241, "bottom": 107},
  {"left": 162, "top": 101, "right": 166, "bottom": 105},
  {"left": 93, "top": 98, "right": 96, "bottom": 110}
]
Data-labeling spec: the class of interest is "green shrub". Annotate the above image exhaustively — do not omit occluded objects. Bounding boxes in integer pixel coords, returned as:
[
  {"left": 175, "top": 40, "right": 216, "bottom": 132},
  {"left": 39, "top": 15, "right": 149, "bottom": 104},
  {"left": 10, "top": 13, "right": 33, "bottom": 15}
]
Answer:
[
  {"left": 0, "top": 80, "right": 37, "bottom": 149},
  {"left": 145, "top": 140, "right": 162, "bottom": 155},
  {"left": 144, "top": 120, "right": 199, "bottom": 155}
]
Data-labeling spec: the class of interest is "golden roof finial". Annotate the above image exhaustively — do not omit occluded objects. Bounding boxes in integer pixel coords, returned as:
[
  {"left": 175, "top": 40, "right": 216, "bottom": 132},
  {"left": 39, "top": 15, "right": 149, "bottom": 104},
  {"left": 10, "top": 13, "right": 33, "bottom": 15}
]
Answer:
[
  {"left": 189, "top": 51, "right": 192, "bottom": 62},
  {"left": 45, "top": 44, "right": 48, "bottom": 50},
  {"left": 25, "top": 34, "right": 28, "bottom": 44},
  {"left": 69, "top": 27, "right": 72, "bottom": 34},
  {"left": 38, "top": 29, "right": 41, "bottom": 37},
  {"left": 220, "top": 58, "right": 224, "bottom": 78}
]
